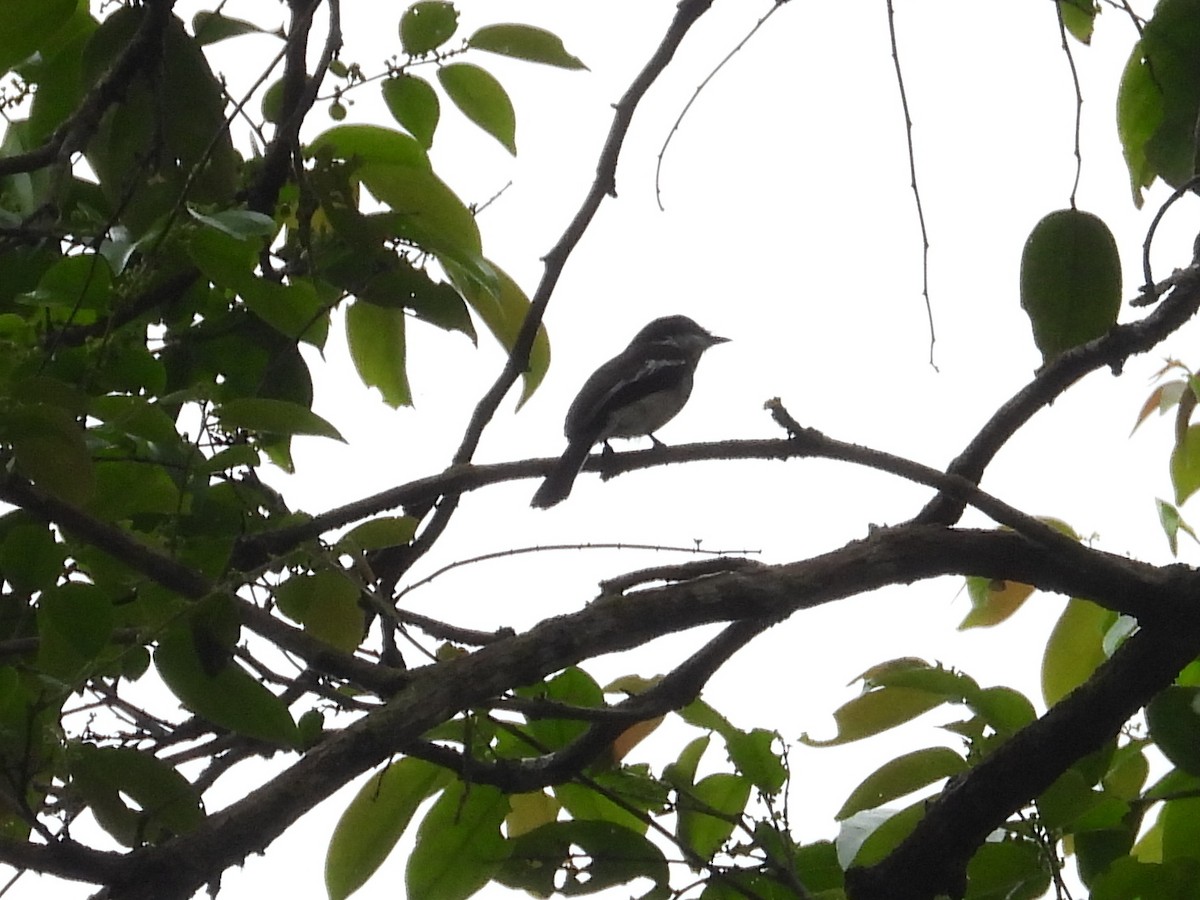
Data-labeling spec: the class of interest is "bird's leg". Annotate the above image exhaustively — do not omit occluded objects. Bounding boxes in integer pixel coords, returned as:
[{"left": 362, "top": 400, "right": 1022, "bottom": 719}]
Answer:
[
  {"left": 648, "top": 433, "right": 666, "bottom": 449},
  {"left": 600, "top": 440, "right": 616, "bottom": 457}
]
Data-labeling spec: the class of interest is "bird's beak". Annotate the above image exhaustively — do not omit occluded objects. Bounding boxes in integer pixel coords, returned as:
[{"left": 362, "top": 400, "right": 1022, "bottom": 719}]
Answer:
[{"left": 709, "top": 333, "right": 730, "bottom": 346}]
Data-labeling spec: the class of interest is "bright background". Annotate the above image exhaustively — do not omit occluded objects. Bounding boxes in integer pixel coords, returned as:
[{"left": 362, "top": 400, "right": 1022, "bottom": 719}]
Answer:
[{"left": 20, "top": 1, "right": 1200, "bottom": 897}]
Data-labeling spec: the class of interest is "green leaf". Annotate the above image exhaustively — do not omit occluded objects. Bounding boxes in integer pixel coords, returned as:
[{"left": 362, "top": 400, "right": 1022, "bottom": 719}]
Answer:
[
  {"left": 1042, "top": 598, "right": 1116, "bottom": 706},
  {"left": 1172, "top": 425, "right": 1200, "bottom": 505},
  {"left": 155, "top": 626, "right": 300, "bottom": 747},
  {"left": 521, "top": 667, "right": 604, "bottom": 751},
  {"left": 437, "top": 63, "right": 516, "bottom": 155},
  {"left": 960, "top": 576, "right": 1036, "bottom": 629},
  {"left": 192, "top": 11, "right": 278, "bottom": 45},
  {"left": 325, "top": 758, "right": 451, "bottom": 900},
  {"left": 1091, "top": 857, "right": 1200, "bottom": 899},
  {"left": 406, "top": 782, "right": 510, "bottom": 900},
  {"left": 345, "top": 300, "right": 411, "bottom": 408},
  {"left": 800, "top": 686, "right": 946, "bottom": 746},
  {"left": 842, "top": 801, "right": 925, "bottom": 868},
  {"left": 308, "top": 124, "right": 431, "bottom": 170},
  {"left": 215, "top": 398, "right": 345, "bottom": 441},
  {"left": 88, "top": 460, "right": 180, "bottom": 520},
  {"left": 468, "top": 24, "right": 587, "bottom": 69},
  {"left": 2, "top": 402, "right": 94, "bottom": 504},
  {"left": 1162, "top": 797, "right": 1200, "bottom": 864},
  {"left": 21, "top": 252, "right": 113, "bottom": 315},
  {"left": 554, "top": 782, "right": 649, "bottom": 836},
  {"left": 444, "top": 259, "right": 549, "bottom": 406},
  {"left": 725, "top": 728, "right": 786, "bottom": 795},
  {"left": 678, "top": 773, "right": 751, "bottom": 863},
  {"left": 1020, "top": 209, "right": 1122, "bottom": 363},
  {"left": 837, "top": 747, "right": 967, "bottom": 820},
  {"left": 400, "top": 1, "right": 459, "bottom": 55},
  {"left": 965, "top": 838, "right": 1051, "bottom": 900},
  {"left": 70, "top": 743, "right": 205, "bottom": 847},
  {"left": 382, "top": 75, "right": 440, "bottom": 149},
  {"left": 1157, "top": 498, "right": 1199, "bottom": 555},
  {"left": 336, "top": 517, "right": 419, "bottom": 553},
  {"left": 186, "top": 205, "right": 277, "bottom": 239},
  {"left": 499, "top": 820, "right": 669, "bottom": 898},
  {"left": 274, "top": 570, "right": 364, "bottom": 653},
  {"left": 37, "top": 582, "right": 114, "bottom": 681},
  {"left": 1116, "top": 0, "right": 1200, "bottom": 204},
  {"left": 0, "top": 0, "right": 75, "bottom": 74},
  {"left": 1148, "top": 687, "right": 1200, "bottom": 776},
  {"left": 1057, "top": 0, "right": 1096, "bottom": 45},
  {"left": 0, "top": 521, "right": 63, "bottom": 594}
]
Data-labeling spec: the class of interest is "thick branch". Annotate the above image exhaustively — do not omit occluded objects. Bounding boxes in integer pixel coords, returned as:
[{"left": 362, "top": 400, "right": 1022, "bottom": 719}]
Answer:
[
  {"left": 916, "top": 265, "right": 1200, "bottom": 524},
  {"left": 96, "top": 526, "right": 1194, "bottom": 898},
  {"left": 847, "top": 613, "right": 1200, "bottom": 900}
]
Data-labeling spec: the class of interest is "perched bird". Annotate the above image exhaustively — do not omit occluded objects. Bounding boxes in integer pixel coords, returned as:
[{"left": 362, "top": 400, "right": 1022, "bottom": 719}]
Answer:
[{"left": 531, "top": 315, "right": 728, "bottom": 508}]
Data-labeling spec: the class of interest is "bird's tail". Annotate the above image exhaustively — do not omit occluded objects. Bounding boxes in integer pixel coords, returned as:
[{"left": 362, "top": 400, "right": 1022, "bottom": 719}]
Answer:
[{"left": 530, "top": 438, "right": 594, "bottom": 508}]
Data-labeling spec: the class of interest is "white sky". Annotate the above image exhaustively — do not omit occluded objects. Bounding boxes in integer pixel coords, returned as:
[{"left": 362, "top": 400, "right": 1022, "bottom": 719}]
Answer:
[{"left": 20, "top": 0, "right": 1200, "bottom": 897}]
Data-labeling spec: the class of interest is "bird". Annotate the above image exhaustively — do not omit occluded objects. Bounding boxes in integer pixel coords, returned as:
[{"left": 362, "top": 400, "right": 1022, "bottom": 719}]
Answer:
[{"left": 531, "top": 314, "right": 728, "bottom": 508}]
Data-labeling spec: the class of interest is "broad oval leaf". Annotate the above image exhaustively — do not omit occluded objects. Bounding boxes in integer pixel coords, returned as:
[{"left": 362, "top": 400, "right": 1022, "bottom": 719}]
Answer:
[
  {"left": 499, "top": 820, "right": 669, "bottom": 898},
  {"left": 1020, "top": 209, "right": 1121, "bottom": 363},
  {"left": 345, "top": 300, "right": 411, "bottom": 408},
  {"left": 678, "top": 773, "right": 752, "bottom": 863},
  {"left": 3, "top": 403, "right": 95, "bottom": 503},
  {"left": 1171, "top": 424, "right": 1200, "bottom": 505},
  {"left": 406, "top": 781, "right": 510, "bottom": 900},
  {"left": 70, "top": 743, "right": 205, "bottom": 847},
  {"left": 468, "top": 24, "right": 587, "bottom": 69},
  {"left": 0, "top": 0, "right": 74, "bottom": 74},
  {"left": 325, "top": 758, "right": 451, "bottom": 900},
  {"left": 215, "top": 398, "right": 345, "bottom": 441},
  {"left": 1042, "top": 597, "right": 1116, "bottom": 707},
  {"left": 443, "top": 259, "right": 549, "bottom": 406},
  {"left": 382, "top": 74, "right": 440, "bottom": 149},
  {"left": 307, "top": 124, "right": 431, "bottom": 170},
  {"left": 399, "top": 1, "right": 458, "bottom": 56},
  {"left": 800, "top": 686, "right": 946, "bottom": 747},
  {"left": 1148, "top": 686, "right": 1200, "bottom": 776},
  {"left": 336, "top": 516, "right": 419, "bottom": 553},
  {"left": 960, "top": 576, "right": 1036, "bottom": 629},
  {"left": 837, "top": 747, "right": 966, "bottom": 820},
  {"left": 154, "top": 627, "right": 300, "bottom": 747},
  {"left": 437, "top": 63, "right": 516, "bottom": 155},
  {"left": 274, "top": 570, "right": 364, "bottom": 653}
]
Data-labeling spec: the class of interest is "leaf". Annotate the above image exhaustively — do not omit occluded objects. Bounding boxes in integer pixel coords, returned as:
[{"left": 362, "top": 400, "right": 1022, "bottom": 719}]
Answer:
[
  {"left": 186, "top": 204, "right": 277, "bottom": 239},
  {"left": 308, "top": 124, "right": 431, "bottom": 170},
  {"left": 3, "top": 403, "right": 94, "bottom": 504},
  {"left": 154, "top": 627, "right": 300, "bottom": 747},
  {"left": 800, "top": 686, "right": 946, "bottom": 746},
  {"left": 965, "top": 839, "right": 1051, "bottom": 899},
  {"left": 1116, "top": 0, "right": 1200, "bottom": 204},
  {"left": 1148, "top": 687, "right": 1200, "bottom": 776},
  {"left": 504, "top": 792, "right": 559, "bottom": 840},
  {"left": 1171, "top": 425, "right": 1200, "bottom": 505},
  {"left": 959, "top": 576, "right": 1036, "bottom": 629},
  {"left": 444, "top": 259, "right": 549, "bottom": 406},
  {"left": 1057, "top": 0, "right": 1096, "bottom": 45},
  {"left": 498, "top": 820, "right": 669, "bottom": 898},
  {"left": 37, "top": 582, "right": 114, "bottom": 682},
  {"left": 325, "top": 758, "right": 451, "bottom": 900},
  {"left": 1020, "top": 209, "right": 1122, "bottom": 363},
  {"left": 677, "top": 773, "right": 751, "bottom": 863},
  {"left": 839, "top": 801, "right": 925, "bottom": 868},
  {"left": 437, "top": 63, "right": 516, "bottom": 155},
  {"left": 0, "top": 0, "right": 75, "bottom": 74},
  {"left": 1041, "top": 598, "right": 1117, "bottom": 707},
  {"left": 1158, "top": 498, "right": 1199, "bottom": 556},
  {"left": 468, "top": 24, "right": 587, "bottom": 69},
  {"left": 345, "top": 300, "right": 411, "bottom": 408},
  {"left": 837, "top": 747, "right": 966, "bottom": 820},
  {"left": 725, "top": 728, "right": 787, "bottom": 795},
  {"left": 274, "top": 570, "right": 364, "bottom": 653},
  {"left": 70, "top": 743, "right": 205, "bottom": 847},
  {"left": 406, "top": 782, "right": 510, "bottom": 900},
  {"left": 382, "top": 74, "right": 440, "bottom": 149},
  {"left": 192, "top": 11, "right": 279, "bottom": 45},
  {"left": 0, "top": 521, "right": 63, "bottom": 594},
  {"left": 215, "top": 398, "right": 345, "bottom": 441},
  {"left": 400, "top": 1, "right": 459, "bottom": 56},
  {"left": 336, "top": 517, "right": 419, "bottom": 553}
]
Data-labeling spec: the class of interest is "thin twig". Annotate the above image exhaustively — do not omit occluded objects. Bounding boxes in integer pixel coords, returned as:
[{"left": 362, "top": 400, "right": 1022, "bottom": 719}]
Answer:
[{"left": 885, "top": 0, "right": 936, "bottom": 367}]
